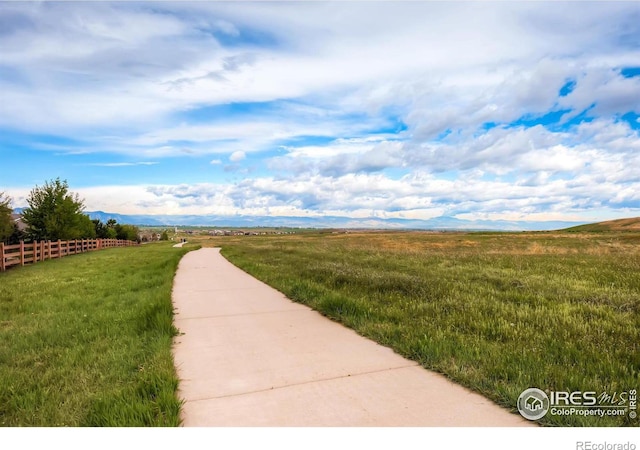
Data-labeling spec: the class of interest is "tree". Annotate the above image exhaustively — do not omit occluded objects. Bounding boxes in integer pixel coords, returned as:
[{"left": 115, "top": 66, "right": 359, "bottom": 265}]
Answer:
[
  {"left": 77, "top": 214, "right": 97, "bottom": 239},
  {"left": 105, "top": 219, "right": 118, "bottom": 238},
  {"left": 21, "top": 178, "right": 94, "bottom": 241},
  {"left": 115, "top": 223, "right": 140, "bottom": 242},
  {"left": 92, "top": 219, "right": 108, "bottom": 239},
  {"left": 6, "top": 223, "right": 26, "bottom": 245},
  {"left": 0, "top": 192, "right": 13, "bottom": 243}
]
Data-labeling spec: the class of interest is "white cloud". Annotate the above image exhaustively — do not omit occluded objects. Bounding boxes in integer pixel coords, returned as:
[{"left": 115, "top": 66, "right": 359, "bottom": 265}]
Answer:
[
  {"left": 558, "top": 68, "right": 640, "bottom": 119},
  {"left": 2, "top": 2, "right": 635, "bottom": 135},
  {"left": 54, "top": 160, "right": 635, "bottom": 219},
  {"left": 229, "top": 150, "right": 246, "bottom": 162}
]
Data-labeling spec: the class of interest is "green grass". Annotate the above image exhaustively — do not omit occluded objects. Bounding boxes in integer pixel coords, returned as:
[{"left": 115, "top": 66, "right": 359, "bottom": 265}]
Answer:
[
  {"left": 198, "top": 231, "right": 639, "bottom": 427},
  {"left": 0, "top": 242, "right": 194, "bottom": 426}
]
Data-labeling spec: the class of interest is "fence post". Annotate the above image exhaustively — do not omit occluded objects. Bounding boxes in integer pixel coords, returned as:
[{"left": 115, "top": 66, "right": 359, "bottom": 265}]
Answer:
[
  {"left": 20, "top": 241, "right": 25, "bottom": 266},
  {"left": 58, "top": 240, "right": 62, "bottom": 258},
  {"left": 0, "top": 242, "right": 4, "bottom": 272}
]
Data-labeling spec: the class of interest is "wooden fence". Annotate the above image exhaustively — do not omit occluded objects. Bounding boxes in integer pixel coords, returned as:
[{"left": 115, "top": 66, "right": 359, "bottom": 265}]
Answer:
[{"left": 0, "top": 238, "right": 138, "bottom": 272}]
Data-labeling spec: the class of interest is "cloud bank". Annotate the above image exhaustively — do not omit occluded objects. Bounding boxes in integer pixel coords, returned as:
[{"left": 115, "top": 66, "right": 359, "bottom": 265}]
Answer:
[{"left": 1, "top": 1, "right": 639, "bottom": 225}]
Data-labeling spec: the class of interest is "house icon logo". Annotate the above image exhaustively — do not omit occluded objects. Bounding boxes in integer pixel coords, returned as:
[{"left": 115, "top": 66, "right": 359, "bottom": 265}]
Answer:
[
  {"left": 518, "top": 388, "right": 550, "bottom": 420},
  {"left": 525, "top": 395, "right": 544, "bottom": 411}
]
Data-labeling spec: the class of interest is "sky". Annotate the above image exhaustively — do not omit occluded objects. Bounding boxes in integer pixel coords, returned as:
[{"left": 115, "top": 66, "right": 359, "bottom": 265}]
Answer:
[{"left": 1, "top": 1, "right": 640, "bottom": 225}]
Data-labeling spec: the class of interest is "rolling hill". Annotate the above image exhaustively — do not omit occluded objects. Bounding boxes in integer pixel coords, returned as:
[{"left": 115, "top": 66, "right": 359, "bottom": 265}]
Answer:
[{"left": 562, "top": 217, "right": 640, "bottom": 232}]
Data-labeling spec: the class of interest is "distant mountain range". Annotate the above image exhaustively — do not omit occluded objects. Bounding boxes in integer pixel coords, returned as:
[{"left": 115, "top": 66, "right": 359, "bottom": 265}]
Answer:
[
  {"left": 13, "top": 207, "right": 640, "bottom": 232},
  {"left": 73, "top": 210, "right": 586, "bottom": 231},
  {"left": 10, "top": 207, "right": 588, "bottom": 230}
]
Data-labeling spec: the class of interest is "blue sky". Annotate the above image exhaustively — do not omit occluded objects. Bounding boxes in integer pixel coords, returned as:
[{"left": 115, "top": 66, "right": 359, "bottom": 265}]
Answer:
[{"left": 1, "top": 1, "right": 639, "bottom": 224}]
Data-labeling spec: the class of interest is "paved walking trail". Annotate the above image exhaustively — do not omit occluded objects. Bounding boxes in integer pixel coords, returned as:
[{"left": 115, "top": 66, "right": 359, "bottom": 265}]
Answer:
[{"left": 171, "top": 248, "right": 532, "bottom": 426}]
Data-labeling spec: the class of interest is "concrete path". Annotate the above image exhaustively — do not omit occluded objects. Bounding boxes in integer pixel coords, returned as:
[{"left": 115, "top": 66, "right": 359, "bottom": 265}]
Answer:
[{"left": 171, "top": 248, "right": 532, "bottom": 427}]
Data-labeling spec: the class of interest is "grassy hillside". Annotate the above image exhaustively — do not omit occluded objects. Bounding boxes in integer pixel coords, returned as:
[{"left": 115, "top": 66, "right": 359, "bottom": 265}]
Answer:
[{"left": 563, "top": 217, "right": 640, "bottom": 232}]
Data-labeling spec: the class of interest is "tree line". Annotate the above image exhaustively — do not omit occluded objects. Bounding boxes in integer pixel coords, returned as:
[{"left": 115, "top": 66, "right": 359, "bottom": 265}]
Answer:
[{"left": 1, "top": 178, "right": 139, "bottom": 245}]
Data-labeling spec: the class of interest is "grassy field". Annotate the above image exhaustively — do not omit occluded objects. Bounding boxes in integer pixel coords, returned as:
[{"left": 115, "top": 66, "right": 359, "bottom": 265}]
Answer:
[
  {"left": 0, "top": 242, "right": 193, "bottom": 426},
  {"left": 192, "top": 230, "right": 639, "bottom": 427}
]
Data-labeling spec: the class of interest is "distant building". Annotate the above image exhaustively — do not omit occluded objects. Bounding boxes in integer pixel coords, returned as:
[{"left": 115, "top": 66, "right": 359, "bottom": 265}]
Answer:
[
  {"left": 138, "top": 231, "right": 161, "bottom": 242},
  {"left": 10, "top": 214, "right": 27, "bottom": 232}
]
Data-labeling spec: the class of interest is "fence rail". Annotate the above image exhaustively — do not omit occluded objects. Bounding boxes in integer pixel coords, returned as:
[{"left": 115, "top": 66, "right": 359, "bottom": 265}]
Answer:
[{"left": 0, "top": 238, "right": 138, "bottom": 272}]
